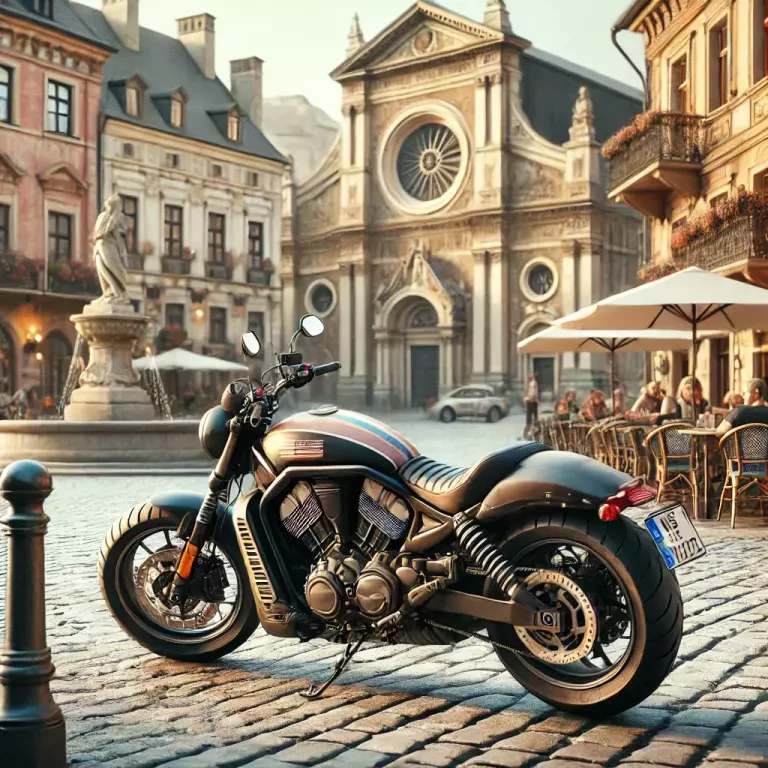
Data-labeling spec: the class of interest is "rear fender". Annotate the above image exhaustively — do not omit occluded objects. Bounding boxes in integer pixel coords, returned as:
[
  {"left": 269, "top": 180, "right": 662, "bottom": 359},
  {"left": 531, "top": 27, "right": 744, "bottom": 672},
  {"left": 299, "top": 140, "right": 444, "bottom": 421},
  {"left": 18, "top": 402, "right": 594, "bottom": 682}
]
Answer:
[
  {"left": 147, "top": 490, "right": 239, "bottom": 554},
  {"left": 475, "top": 450, "right": 632, "bottom": 523}
]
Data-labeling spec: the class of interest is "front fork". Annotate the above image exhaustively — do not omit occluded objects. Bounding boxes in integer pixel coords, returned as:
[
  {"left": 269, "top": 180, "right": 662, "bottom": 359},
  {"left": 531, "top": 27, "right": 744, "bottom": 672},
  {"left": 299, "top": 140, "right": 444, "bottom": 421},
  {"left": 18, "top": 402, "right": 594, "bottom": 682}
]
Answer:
[{"left": 167, "top": 417, "right": 242, "bottom": 606}]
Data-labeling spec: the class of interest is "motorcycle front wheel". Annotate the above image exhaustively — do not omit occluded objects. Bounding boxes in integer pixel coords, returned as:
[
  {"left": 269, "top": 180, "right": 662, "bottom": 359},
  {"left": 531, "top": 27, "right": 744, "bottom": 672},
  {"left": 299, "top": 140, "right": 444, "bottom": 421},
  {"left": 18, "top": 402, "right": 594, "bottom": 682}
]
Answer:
[
  {"left": 99, "top": 502, "right": 259, "bottom": 662},
  {"left": 487, "top": 509, "right": 683, "bottom": 718}
]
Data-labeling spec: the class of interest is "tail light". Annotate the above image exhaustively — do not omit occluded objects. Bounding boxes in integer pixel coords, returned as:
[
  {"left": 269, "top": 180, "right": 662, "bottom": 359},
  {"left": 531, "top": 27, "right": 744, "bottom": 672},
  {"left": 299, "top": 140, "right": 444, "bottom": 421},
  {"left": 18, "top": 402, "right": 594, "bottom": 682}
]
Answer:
[{"left": 598, "top": 484, "right": 656, "bottom": 522}]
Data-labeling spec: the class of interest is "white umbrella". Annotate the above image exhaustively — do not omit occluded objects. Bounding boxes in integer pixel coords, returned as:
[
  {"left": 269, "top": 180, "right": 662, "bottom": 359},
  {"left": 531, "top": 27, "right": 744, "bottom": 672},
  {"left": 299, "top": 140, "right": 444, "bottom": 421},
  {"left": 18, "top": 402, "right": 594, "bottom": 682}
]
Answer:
[
  {"left": 518, "top": 327, "right": 721, "bottom": 403},
  {"left": 556, "top": 266, "right": 768, "bottom": 418},
  {"left": 133, "top": 347, "right": 248, "bottom": 372}
]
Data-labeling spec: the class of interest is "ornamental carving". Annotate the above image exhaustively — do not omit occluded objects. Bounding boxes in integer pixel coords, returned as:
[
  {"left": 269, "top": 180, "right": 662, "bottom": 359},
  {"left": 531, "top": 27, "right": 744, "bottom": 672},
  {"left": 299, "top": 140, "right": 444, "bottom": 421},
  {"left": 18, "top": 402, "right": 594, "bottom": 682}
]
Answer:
[
  {"left": 707, "top": 114, "right": 731, "bottom": 148},
  {"left": 508, "top": 157, "right": 562, "bottom": 202},
  {"left": 754, "top": 94, "right": 768, "bottom": 123},
  {"left": 299, "top": 185, "right": 340, "bottom": 235},
  {"left": 369, "top": 56, "right": 477, "bottom": 94}
]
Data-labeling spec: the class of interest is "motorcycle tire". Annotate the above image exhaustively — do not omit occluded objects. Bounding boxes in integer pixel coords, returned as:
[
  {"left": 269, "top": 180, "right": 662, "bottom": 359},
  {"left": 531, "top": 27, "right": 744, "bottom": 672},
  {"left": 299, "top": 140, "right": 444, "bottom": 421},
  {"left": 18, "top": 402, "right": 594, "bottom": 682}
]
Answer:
[
  {"left": 487, "top": 508, "right": 683, "bottom": 718},
  {"left": 99, "top": 502, "right": 259, "bottom": 662}
]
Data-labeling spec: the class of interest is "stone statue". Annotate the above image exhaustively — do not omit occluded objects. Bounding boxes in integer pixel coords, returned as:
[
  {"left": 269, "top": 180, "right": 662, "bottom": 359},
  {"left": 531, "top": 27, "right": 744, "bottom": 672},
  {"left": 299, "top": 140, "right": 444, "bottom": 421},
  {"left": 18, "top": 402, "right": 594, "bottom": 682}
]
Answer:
[
  {"left": 92, "top": 194, "right": 130, "bottom": 304},
  {"left": 569, "top": 86, "right": 595, "bottom": 142}
]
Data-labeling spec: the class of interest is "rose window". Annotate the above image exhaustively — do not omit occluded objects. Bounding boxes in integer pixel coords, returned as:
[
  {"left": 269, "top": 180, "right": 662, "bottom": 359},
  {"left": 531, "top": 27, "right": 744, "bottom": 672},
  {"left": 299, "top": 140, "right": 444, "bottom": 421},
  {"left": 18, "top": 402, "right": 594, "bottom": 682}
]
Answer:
[
  {"left": 396, "top": 123, "right": 461, "bottom": 201},
  {"left": 528, "top": 264, "right": 555, "bottom": 296},
  {"left": 310, "top": 284, "right": 334, "bottom": 315}
]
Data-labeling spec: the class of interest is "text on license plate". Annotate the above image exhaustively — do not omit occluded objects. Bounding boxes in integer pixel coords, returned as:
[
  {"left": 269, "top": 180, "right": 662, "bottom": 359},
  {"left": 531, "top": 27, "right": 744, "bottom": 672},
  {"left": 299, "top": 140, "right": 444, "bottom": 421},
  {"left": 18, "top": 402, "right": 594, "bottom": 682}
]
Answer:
[{"left": 643, "top": 504, "right": 706, "bottom": 570}]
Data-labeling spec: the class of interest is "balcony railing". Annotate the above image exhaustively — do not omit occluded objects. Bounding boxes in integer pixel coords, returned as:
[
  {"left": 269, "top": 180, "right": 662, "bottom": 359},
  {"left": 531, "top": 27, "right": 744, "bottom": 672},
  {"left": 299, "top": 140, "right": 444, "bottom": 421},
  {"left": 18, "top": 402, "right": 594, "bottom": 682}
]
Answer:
[
  {"left": 47, "top": 275, "right": 100, "bottom": 296},
  {"left": 161, "top": 257, "right": 191, "bottom": 275},
  {"left": 672, "top": 214, "right": 768, "bottom": 273},
  {"left": 246, "top": 266, "right": 271, "bottom": 285},
  {"left": 606, "top": 112, "right": 705, "bottom": 202},
  {"left": 205, "top": 262, "right": 233, "bottom": 280},
  {"left": 126, "top": 253, "right": 145, "bottom": 271},
  {"left": 0, "top": 253, "right": 42, "bottom": 290}
]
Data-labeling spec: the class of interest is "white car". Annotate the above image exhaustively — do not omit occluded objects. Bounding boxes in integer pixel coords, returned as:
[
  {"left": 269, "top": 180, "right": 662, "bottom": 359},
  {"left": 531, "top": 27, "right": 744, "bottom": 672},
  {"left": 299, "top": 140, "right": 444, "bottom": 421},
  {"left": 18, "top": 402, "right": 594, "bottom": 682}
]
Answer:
[{"left": 429, "top": 385, "right": 510, "bottom": 423}]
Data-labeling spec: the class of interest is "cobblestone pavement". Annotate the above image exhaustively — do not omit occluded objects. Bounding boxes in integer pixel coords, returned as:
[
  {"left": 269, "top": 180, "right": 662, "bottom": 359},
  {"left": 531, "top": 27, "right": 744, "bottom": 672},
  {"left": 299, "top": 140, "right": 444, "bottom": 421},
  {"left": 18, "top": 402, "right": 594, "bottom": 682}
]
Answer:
[{"left": 3, "top": 413, "right": 768, "bottom": 767}]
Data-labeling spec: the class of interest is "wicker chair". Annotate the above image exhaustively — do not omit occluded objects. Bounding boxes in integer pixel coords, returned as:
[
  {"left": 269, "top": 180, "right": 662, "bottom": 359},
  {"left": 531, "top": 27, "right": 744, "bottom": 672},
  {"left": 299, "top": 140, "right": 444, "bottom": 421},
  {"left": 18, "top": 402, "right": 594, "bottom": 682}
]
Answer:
[
  {"left": 554, "top": 420, "right": 573, "bottom": 452},
  {"left": 586, "top": 424, "right": 608, "bottom": 463},
  {"left": 645, "top": 422, "right": 698, "bottom": 513},
  {"left": 717, "top": 423, "right": 768, "bottom": 529},
  {"left": 623, "top": 425, "right": 650, "bottom": 478}
]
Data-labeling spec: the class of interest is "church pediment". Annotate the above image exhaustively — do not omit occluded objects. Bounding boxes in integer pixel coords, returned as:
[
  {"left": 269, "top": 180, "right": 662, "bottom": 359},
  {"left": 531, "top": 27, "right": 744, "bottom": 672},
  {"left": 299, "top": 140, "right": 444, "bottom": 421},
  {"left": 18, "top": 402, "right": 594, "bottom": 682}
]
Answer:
[
  {"left": 332, "top": 2, "right": 528, "bottom": 79},
  {"left": 37, "top": 162, "right": 87, "bottom": 195}
]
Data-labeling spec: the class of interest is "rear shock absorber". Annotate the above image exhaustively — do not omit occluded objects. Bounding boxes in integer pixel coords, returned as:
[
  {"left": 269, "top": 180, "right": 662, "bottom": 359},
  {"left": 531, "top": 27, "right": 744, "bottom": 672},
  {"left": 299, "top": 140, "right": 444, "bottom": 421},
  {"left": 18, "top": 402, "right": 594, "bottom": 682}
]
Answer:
[{"left": 453, "top": 509, "right": 521, "bottom": 597}]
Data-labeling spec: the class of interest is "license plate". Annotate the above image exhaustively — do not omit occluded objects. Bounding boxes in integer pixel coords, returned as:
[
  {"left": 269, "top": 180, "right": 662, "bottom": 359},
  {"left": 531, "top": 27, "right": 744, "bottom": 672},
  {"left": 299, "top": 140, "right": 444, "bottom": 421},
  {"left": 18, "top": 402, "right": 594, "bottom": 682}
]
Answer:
[{"left": 643, "top": 504, "right": 706, "bottom": 570}]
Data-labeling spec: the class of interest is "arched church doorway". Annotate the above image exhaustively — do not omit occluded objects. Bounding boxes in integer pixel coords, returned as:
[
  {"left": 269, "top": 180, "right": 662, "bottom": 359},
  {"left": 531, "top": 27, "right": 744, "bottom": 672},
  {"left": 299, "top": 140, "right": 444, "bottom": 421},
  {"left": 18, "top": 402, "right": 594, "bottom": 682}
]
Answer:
[{"left": 0, "top": 322, "right": 15, "bottom": 398}]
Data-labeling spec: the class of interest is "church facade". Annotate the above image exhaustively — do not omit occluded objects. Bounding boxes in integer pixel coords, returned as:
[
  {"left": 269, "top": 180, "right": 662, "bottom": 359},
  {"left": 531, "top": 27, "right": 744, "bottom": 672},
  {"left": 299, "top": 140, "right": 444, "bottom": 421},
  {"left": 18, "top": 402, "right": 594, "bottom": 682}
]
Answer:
[{"left": 281, "top": 1, "right": 646, "bottom": 409}]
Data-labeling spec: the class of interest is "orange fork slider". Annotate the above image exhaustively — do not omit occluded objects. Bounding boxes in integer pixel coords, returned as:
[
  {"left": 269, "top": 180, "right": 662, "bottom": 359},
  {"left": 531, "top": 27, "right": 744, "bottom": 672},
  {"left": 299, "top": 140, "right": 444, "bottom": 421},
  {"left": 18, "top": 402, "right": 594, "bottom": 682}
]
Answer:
[{"left": 176, "top": 543, "right": 200, "bottom": 580}]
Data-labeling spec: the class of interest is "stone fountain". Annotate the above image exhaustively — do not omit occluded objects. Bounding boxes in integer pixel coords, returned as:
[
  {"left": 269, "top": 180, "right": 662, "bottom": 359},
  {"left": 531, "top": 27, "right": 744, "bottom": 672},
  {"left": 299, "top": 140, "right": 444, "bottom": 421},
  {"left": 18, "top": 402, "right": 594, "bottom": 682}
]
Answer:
[{"left": 0, "top": 196, "right": 207, "bottom": 473}]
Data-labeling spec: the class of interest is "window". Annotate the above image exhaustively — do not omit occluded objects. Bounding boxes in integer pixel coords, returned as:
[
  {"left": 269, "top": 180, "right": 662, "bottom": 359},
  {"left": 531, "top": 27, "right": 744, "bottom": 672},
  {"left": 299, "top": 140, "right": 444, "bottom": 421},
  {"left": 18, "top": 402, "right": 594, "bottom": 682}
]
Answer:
[
  {"left": 165, "top": 303, "right": 185, "bottom": 330},
  {"left": 209, "top": 307, "right": 227, "bottom": 344},
  {"left": 47, "top": 80, "right": 72, "bottom": 135},
  {"left": 208, "top": 213, "right": 225, "bottom": 262},
  {"left": 126, "top": 85, "right": 140, "bottom": 117},
  {"left": 227, "top": 112, "right": 241, "bottom": 142},
  {"left": 710, "top": 21, "right": 729, "bottom": 110},
  {"left": 248, "top": 171, "right": 259, "bottom": 187},
  {"left": 33, "top": 0, "right": 52, "bottom": 17},
  {"left": 0, "top": 66, "right": 12, "bottom": 123},
  {"left": 48, "top": 212, "right": 72, "bottom": 262},
  {"left": 121, "top": 196, "right": 138, "bottom": 253},
  {"left": 0, "top": 203, "right": 9, "bottom": 251},
  {"left": 247, "top": 311, "right": 264, "bottom": 358},
  {"left": 764, "top": 0, "right": 768, "bottom": 78},
  {"left": 248, "top": 221, "right": 263, "bottom": 267},
  {"left": 753, "top": 0, "right": 768, "bottom": 82},
  {"left": 123, "top": 142, "right": 134, "bottom": 158},
  {"left": 670, "top": 55, "right": 688, "bottom": 112},
  {"left": 165, "top": 153, "right": 180, "bottom": 169},
  {"left": 170, "top": 96, "right": 184, "bottom": 128},
  {"left": 164, "top": 205, "right": 183, "bottom": 257},
  {"left": 710, "top": 191, "right": 728, "bottom": 207},
  {"left": 211, "top": 164, "right": 223, "bottom": 179}
]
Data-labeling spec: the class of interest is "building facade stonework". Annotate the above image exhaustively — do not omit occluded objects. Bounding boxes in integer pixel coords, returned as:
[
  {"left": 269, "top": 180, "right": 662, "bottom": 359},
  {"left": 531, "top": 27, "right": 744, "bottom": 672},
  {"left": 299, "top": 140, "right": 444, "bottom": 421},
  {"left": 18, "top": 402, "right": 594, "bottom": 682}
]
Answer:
[{"left": 282, "top": 1, "right": 646, "bottom": 409}]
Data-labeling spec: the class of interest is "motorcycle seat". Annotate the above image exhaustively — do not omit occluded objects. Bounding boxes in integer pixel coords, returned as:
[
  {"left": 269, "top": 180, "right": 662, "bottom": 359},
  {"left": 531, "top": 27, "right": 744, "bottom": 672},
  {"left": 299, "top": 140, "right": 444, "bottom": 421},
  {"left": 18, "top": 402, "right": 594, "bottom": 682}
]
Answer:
[{"left": 399, "top": 441, "right": 551, "bottom": 515}]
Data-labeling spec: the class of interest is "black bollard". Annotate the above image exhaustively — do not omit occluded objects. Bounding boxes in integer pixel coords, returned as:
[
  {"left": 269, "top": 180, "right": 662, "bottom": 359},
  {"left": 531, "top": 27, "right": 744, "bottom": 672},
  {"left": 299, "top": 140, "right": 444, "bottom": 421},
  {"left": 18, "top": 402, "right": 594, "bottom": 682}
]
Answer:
[{"left": 0, "top": 460, "right": 65, "bottom": 767}]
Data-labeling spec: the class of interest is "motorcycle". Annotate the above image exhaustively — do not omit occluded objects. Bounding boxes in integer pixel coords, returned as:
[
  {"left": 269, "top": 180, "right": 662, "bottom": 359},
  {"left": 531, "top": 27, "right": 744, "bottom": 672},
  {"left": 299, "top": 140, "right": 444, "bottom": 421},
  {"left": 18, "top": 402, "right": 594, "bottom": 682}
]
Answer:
[{"left": 99, "top": 314, "right": 704, "bottom": 717}]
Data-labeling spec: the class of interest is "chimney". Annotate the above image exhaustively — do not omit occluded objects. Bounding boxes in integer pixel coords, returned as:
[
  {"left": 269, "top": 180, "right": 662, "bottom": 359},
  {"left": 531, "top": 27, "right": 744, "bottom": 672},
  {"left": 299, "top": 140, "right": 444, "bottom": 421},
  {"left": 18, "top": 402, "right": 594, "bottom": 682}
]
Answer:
[
  {"left": 102, "top": 0, "right": 139, "bottom": 52},
  {"left": 484, "top": 0, "right": 512, "bottom": 35},
  {"left": 346, "top": 13, "right": 364, "bottom": 58},
  {"left": 230, "top": 57, "right": 263, "bottom": 129},
  {"left": 177, "top": 14, "right": 216, "bottom": 79}
]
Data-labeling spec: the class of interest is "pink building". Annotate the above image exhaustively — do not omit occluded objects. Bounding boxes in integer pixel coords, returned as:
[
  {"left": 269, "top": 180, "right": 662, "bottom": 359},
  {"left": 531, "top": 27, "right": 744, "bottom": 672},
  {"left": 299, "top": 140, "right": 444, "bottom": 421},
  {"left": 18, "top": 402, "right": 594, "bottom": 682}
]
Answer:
[{"left": 0, "top": 0, "right": 113, "bottom": 407}]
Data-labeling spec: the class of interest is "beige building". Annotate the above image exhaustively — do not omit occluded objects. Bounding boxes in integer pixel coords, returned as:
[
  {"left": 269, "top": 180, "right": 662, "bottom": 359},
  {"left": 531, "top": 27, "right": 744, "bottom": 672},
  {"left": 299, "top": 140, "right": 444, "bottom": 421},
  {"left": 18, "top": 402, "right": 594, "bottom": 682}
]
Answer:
[
  {"left": 611, "top": 0, "right": 768, "bottom": 402},
  {"left": 75, "top": 1, "right": 287, "bottom": 365},
  {"left": 282, "top": 1, "right": 646, "bottom": 409}
]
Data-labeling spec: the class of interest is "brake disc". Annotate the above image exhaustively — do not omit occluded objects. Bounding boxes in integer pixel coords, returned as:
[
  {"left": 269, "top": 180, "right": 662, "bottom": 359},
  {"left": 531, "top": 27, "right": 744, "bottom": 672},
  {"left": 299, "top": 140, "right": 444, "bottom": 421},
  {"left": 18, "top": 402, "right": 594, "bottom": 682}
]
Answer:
[{"left": 514, "top": 569, "right": 598, "bottom": 665}]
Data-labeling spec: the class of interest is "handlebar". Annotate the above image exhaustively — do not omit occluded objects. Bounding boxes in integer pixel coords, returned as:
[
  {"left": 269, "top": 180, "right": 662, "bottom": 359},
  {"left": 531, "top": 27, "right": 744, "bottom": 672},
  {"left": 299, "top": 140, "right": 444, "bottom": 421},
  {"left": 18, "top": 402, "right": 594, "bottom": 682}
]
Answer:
[{"left": 313, "top": 361, "right": 341, "bottom": 377}]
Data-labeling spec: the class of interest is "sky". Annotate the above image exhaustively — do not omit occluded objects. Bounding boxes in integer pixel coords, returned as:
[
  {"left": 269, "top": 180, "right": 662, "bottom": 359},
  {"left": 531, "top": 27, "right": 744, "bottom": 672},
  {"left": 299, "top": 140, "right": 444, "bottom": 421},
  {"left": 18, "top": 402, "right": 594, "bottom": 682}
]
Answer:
[{"left": 76, "top": 0, "right": 646, "bottom": 120}]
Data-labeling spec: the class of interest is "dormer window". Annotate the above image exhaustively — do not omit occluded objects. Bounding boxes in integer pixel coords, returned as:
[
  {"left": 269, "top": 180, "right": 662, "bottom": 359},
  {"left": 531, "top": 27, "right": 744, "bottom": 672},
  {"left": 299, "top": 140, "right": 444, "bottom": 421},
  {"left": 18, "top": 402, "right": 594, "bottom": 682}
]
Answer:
[
  {"left": 227, "top": 110, "right": 241, "bottom": 142},
  {"left": 171, "top": 96, "right": 185, "bottom": 128},
  {"left": 33, "top": 0, "right": 53, "bottom": 18},
  {"left": 126, "top": 85, "right": 140, "bottom": 117}
]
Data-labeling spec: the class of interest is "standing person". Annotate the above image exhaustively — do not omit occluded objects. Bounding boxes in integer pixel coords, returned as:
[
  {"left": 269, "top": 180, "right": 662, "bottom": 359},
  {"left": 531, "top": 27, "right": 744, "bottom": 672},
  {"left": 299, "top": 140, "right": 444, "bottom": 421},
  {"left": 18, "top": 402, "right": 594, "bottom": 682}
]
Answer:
[{"left": 524, "top": 373, "right": 539, "bottom": 429}]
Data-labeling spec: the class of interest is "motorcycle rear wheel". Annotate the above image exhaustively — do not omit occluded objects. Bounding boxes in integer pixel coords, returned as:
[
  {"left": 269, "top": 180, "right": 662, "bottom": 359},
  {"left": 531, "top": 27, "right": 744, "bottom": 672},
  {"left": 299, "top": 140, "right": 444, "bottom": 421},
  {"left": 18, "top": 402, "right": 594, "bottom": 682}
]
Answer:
[
  {"left": 487, "top": 509, "right": 682, "bottom": 718},
  {"left": 99, "top": 502, "right": 259, "bottom": 662}
]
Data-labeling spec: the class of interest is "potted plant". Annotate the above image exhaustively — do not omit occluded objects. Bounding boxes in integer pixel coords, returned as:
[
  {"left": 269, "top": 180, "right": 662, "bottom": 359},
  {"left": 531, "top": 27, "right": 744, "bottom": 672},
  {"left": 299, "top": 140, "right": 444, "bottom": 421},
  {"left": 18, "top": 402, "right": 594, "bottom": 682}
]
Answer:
[
  {"left": 141, "top": 241, "right": 154, "bottom": 257},
  {"left": 182, "top": 246, "right": 195, "bottom": 261},
  {"left": 261, "top": 258, "right": 275, "bottom": 273}
]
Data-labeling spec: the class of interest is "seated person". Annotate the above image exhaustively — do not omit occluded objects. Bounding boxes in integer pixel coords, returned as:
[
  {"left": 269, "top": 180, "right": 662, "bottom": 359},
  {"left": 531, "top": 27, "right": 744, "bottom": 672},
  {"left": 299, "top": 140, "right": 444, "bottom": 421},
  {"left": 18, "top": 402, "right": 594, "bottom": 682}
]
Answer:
[
  {"left": 564, "top": 389, "right": 579, "bottom": 415},
  {"left": 675, "top": 376, "right": 709, "bottom": 420},
  {"left": 716, "top": 378, "right": 768, "bottom": 436},
  {"left": 631, "top": 381, "right": 663, "bottom": 415},
  {"left": 624, "top": 394, "right": 680, "bottom": 426},
  {"left": 711, "top": 390, "right": 745, "bottom": 417},
  {"left": 581, "top": 389, "right": 610, "bottom": 422}
]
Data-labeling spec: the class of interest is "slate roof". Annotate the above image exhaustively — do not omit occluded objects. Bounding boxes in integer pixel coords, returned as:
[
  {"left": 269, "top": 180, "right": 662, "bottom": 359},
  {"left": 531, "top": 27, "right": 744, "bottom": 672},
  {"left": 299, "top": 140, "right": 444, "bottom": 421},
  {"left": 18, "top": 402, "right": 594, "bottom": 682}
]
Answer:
[
  {"left": 71, "top": 3, "right": 286, "bottom": 164},
  {"left": 0, "top": 0, "right": 115, "bottom": 50},
  {"left": 521, "top": 47, "right": 644, "bottom": 146}
]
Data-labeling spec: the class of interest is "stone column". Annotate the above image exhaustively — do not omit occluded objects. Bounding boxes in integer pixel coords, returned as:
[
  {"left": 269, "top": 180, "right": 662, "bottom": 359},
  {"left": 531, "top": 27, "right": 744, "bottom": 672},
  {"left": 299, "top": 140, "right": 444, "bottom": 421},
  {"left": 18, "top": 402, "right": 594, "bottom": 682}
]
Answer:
[
  {"left": 353, "top": 265, "right": 367, "bottom": 379},
  {"left": 489, "top": 72, "right": 503, "bottom": 145},
  {"left": 281, "top": 274, "right": 295, "bottom": 348},
  {"left": 487, "top": 249, "right": 508, "bottom": 389},
  {"left": 440, "top": 329, "right": 455, "bottom": 393},
  {"left": 373, "top": 330, "right": 392, "bottom": 409},
  {"left": 338, "top": 264, "right": 352, "bottom": 377},
  {"left": 578, "top": 240, "right": 602, "bottom": 372},
  {"left": 474, "top": 76, "right": 488, "bottom": 149},
  {"left": 560, "top": 244, "right": 576, "bottom": 370},
  {"left": 472, "top": 249, "right": 487, "bottom": 379}
]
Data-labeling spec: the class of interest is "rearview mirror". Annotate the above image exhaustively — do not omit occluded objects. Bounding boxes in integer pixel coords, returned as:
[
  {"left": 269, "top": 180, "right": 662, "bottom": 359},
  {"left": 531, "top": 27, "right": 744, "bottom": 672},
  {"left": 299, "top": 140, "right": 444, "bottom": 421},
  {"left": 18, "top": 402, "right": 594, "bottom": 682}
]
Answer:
[
  {"left": 241, "top": 331, "right": 261, "bottom": 358},
  {"left": 299, "top": 314, "right": 324, "bottom": 338}
]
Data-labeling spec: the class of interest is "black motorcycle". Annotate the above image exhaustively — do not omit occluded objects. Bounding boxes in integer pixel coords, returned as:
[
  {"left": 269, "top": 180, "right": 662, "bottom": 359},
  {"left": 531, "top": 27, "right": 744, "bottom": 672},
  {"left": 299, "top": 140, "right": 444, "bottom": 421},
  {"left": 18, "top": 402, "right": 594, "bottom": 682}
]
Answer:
[{"left": 99, "top": 314, "right": 704, "bottom": 717}]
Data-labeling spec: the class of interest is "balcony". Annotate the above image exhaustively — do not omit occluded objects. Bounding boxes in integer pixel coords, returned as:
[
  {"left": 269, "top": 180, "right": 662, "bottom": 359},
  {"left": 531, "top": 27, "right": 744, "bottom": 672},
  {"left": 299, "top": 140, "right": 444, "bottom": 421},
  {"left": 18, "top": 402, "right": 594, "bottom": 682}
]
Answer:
[
  {"left": 205, "top": 261, "right": 232, "bottom": 280},
  {"left": 247, "top": 266, "right": 271, "bottom": 285},
  {"left": 605, "top": 112, "right": 704, "bottom": 219},
  {"left": 672, "top": 212, "right": 768, "bottom": 279},
  {"left": 161, "top": 257, "right": 191, "bottom": 275},
  {"left": 0, "top": 253, "right": 42, "bottom": 291},
  {"left": 126, "top": 253, "right": 145, "bottom": 271}
]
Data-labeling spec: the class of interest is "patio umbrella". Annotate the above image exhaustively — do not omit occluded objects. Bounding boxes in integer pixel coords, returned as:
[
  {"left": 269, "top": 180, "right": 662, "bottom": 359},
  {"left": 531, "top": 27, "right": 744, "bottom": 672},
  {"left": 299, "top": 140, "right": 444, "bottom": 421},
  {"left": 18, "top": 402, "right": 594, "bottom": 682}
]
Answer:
[
  {"left": 133, "top": 347, "right": 248, "bottom": 372},
  {"left": 517, "top": 327, "right": 721, "bottom": 407},
  {"left": 555, "top": 266, "right": 768, "bottom": 419}
]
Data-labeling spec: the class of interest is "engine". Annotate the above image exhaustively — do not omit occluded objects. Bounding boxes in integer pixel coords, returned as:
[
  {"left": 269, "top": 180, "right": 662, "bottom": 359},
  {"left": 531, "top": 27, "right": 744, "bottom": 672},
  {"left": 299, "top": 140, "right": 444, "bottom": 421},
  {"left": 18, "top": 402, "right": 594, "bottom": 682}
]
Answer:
[{"left": 279, "top": 479, "right": 412, "bottom": 624}]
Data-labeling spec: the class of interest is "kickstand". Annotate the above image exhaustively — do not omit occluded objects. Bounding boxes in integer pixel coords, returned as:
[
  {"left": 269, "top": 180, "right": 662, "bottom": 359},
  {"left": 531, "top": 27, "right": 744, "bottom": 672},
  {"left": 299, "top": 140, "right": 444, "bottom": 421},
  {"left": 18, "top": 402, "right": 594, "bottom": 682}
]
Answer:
[{"left": 300, "top": 634, "right": 367, "bottom": 700}]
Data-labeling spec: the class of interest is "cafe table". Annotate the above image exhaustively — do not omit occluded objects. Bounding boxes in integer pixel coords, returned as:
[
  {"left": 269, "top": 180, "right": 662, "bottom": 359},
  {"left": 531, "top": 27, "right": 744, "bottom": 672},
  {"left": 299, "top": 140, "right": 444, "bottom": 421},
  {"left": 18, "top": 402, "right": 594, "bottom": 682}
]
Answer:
[{"left": 678, "top": 427, "right": 720, "bottom": 520}]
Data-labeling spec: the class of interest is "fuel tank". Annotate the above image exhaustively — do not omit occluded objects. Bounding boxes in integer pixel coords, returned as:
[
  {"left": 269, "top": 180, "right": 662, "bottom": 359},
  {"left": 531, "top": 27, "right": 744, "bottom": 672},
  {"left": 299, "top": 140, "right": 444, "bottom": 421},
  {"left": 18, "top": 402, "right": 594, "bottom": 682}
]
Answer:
[{"left": 262, "top": 405, "right": 419, "bottom": 474}]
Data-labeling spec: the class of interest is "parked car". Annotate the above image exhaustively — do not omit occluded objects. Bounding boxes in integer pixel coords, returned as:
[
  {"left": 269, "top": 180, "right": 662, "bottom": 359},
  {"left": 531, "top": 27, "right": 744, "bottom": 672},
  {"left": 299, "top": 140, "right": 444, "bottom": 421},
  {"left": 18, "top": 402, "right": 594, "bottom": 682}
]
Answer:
[{"left": 428, "top": 384, "right": 509, "bottom": 423}]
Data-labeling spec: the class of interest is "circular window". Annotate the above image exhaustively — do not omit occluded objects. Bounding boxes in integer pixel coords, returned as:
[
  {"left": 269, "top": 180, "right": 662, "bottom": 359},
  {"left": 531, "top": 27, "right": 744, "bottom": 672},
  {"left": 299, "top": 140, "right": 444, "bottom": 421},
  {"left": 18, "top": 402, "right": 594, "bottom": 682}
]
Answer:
[
  {"left": 396, "top": 124, "right": 461, "bottom": 202},
  {"left": 520, "top": 258, "right": 559, "bottom": 303},
  {"left": 378, "top": 102, "right": 470, "bottom": 216},
  {"left": 304, "top": 279, "right": 337, "bottom": 318}
]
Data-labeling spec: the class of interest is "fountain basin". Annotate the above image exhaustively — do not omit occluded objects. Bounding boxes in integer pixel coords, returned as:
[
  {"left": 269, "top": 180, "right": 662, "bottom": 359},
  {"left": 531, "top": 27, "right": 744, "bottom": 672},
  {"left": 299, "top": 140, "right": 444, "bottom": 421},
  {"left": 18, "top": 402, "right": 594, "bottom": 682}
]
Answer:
[{"left": 0, "top": 420, "right": 210, "bottom": 475}]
